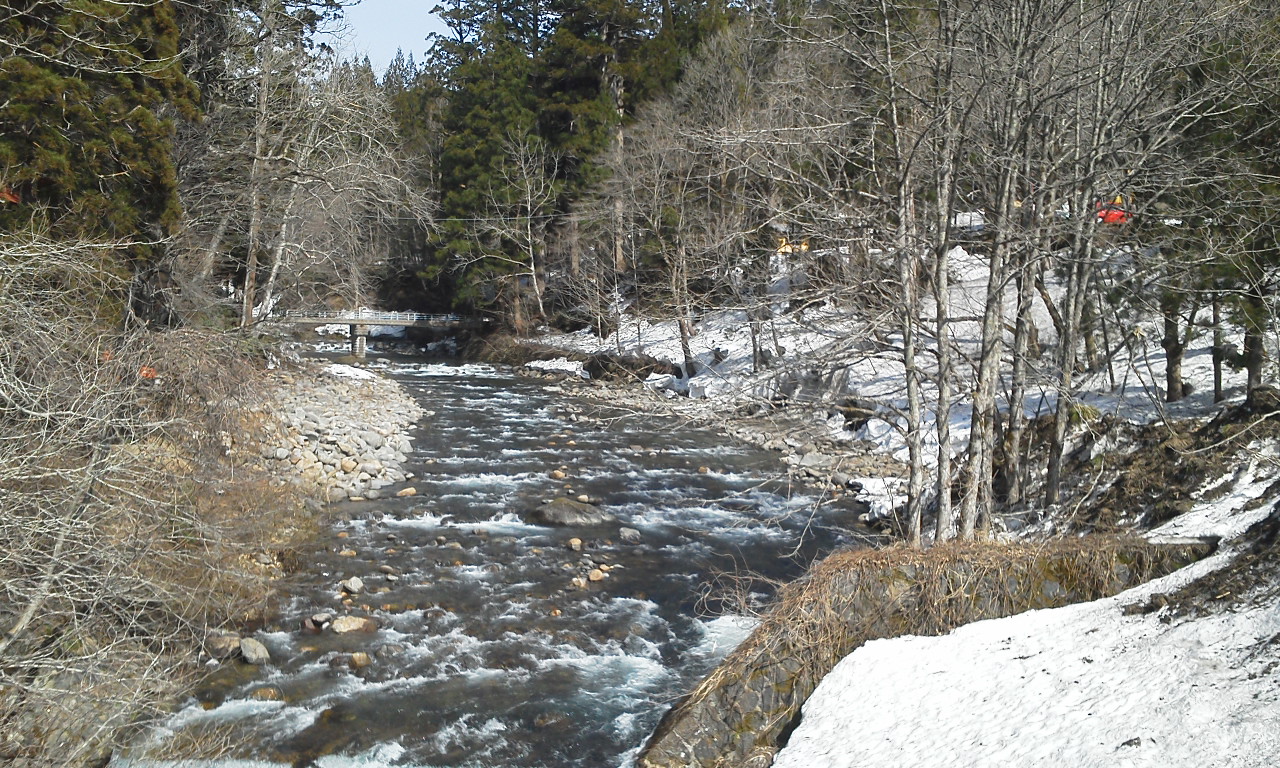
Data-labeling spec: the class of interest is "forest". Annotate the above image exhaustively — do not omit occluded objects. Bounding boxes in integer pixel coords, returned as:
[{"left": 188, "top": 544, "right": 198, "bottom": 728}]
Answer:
[
  {"left": 2, "top": 0, "right": 1279, "bottom": 763},
  {"left": 396, "top": 0, "right": 1280, "bottom": 546}
]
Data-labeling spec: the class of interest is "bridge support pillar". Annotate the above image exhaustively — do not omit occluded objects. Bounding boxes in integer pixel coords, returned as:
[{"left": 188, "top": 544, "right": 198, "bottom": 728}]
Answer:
[{"left": 350, "top": 325, "right": 370, "bottom": 358}]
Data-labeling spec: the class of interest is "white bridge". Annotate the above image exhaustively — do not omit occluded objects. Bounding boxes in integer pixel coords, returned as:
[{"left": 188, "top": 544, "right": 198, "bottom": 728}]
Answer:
[
  {"left": 279, "top": 309, "right": 488, "bottom": 357},
  {"left": 281, "top": 309, "right": 479, "bottom": 327}
]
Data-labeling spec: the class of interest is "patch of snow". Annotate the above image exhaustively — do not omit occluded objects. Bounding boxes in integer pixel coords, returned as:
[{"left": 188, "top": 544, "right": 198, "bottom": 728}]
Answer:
[
  {"left": 1148, "top": 457, "right": 1278, "bottom": 542},
  {"left": 853, "top": 476, "right": 907, "bottom": 519},
  {"left": 526, "top": 357, "right": 589, "bottom": 378},
  {"left": 322, "top": 363, "right": 377, "bottom": 381},
  {"left": 691, "top": 615, "right": 761, "bottom": 660},
  {"left": 774, "top": 571, "right": 1280, "bottom": 768}
]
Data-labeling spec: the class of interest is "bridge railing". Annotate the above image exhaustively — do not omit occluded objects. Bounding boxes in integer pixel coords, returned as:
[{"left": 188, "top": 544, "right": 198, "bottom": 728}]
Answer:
[{"left": 280, "top": 309, "right": 465, "bottom": 325}]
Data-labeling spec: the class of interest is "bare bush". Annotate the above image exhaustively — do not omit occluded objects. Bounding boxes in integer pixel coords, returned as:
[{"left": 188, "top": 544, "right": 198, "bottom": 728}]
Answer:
[{"left": 0, "top": 231, "right": 284, "bottom": 766}]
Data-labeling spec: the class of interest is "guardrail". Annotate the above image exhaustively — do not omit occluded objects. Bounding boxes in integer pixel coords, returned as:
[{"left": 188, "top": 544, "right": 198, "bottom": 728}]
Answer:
[{"left": 280, "top": 309, "right": 468, "bottom": 325}]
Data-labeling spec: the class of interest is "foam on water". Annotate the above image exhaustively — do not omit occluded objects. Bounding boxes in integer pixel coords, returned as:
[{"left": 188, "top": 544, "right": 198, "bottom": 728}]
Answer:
[
  {"left": 384, "top": 511, "right": 453, "bottom": 529},
  {"left": 398, "top": 363, "right": 502, "bottom": 378},
  {"left": 692, "top": 615, "right": 761, "bottom": 659},
  {"left": 154, "top": 697, "right": 322, "bottom": 743}
]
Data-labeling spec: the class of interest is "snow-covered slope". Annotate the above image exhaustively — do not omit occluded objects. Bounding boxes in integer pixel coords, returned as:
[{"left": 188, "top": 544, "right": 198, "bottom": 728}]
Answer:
[{"left": 773, "top": 467, "right": 1280, "bottom": 768}]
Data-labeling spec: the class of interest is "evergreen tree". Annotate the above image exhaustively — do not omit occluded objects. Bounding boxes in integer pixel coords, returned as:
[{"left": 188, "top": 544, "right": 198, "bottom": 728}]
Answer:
[
  {"left": 0, "top": 1, "right": 198, "bottom": 263},
  {"left": 425, "top": 1, "right": 547, "bottom": 306},
  {"left": 393, "top": 0, "right": 741, "bottom": 316}
]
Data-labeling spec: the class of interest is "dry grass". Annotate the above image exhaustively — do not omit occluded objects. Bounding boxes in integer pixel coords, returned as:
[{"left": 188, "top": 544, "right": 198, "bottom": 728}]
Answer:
[{"left": 1062, "top": 405, "right": 1280, "bottom": 533}]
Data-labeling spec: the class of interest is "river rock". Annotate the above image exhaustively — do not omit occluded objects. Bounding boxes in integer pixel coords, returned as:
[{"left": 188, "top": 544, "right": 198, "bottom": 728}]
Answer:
[
  {"left": 619, "top": 527, "right": 643, "bottom": 544},
  {"left": 251, "top": 686, "right": 284, "bottom": 702},
  {"left": 204, "top": 630, "right": 241, "bottom": 660},
  {"left": 302, "top": 613, "right": 332, "bottom": 633},
  {"left": 349, "top": 651, "right": 374, "bottom": 669},
  {"left": 529, "top": 498, "right": 615, "bottom": 526},
  {"left": 375, "top": 643, "right": 406, "bottom": 659},
  {"left": 567, "top": 537, "right": 583, "bottom": 552},
  {"left": 339, "top": 576, "right": 364, "bottom": 595},
  {"left": 330, "top": 615, "right": 378, "bottom": 634},
  {"left": 239, "top": 637, "right": 271, "bottom": 665},
  {"left": 396, "top": 486, "right": 417, "bottom": 497}
]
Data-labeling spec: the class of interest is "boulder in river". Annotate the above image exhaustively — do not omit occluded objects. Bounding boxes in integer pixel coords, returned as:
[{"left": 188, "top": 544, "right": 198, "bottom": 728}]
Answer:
[
  {"left": 349, "top": 651, "right": 374, "bottom": 670},
  {"left": 529, "top": 497, "right": 616, "bottom": 526},
  {"left": 331, "top": 615, "right": 378, "bottom": 634},
  {"left": 302, "top": 613, "right": 333, "bottom": 633},
  {"left": 239, "top": 637, "right": 271, "bottom": 665},
  {"left": 204, "top": 630, "right": 241, "bottom": 660}
]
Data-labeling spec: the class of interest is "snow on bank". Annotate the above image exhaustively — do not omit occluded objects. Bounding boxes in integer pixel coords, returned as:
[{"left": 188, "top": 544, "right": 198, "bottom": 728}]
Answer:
[
  {"left": 773, "top": 471, "right": 1280, "bottom": 768},
  {"left": 533, "top": 245, "right": 1265, "bottom": 463},
  {"left": 525, "top": 356, "right": 588, "bottom": 378},
  {"left": 322, "top": 363, "right": 378, "bottom": 381},
  {"left": 530, "top": 244, "right": 1274, "bottom": 531},
  {"left": 774, "top": 567, "right": 1280, "bottom": 767}
]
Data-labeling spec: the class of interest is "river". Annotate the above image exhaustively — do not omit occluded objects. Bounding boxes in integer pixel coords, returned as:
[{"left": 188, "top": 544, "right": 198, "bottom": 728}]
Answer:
[{"left": 124, "top": 360, "right": 872, "bottom": 767}]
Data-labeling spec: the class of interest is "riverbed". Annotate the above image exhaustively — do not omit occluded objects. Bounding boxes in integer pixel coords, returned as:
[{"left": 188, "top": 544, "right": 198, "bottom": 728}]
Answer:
[{"left": 124, "top": 360, "right": 873, "bottom": 768}]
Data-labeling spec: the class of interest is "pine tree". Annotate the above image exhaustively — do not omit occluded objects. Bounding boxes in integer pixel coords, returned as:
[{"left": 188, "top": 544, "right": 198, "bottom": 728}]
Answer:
[
  {"left": 425, "top": 1, "right": 547, "bottom": 306},
  {"left": 0, "top": 1, "right": 198, "bottom": 264}
]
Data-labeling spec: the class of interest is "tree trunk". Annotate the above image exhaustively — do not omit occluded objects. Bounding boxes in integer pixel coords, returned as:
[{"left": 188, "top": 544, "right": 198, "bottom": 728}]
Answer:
[
  {"left": 1212, "top": 296, "right": 1225, "bottom": 402},
  {"left": 568, "top": 215, "right": 581, "bottom": 278},
  {"left": 958, "top": 166, "right": 1015, "bottom": 539},
  {"left": 674, "top": 243, "right": 697, "bottom": 377},
  {"left": 1242, "top": 292, "right": 1267, "bottom": 406},
  {"left": 1005, "top": 251, "right": 1038, "bottom": 506},
  {"left": 1045, "top": 206, "right": 1098, "bottom": 506},
  {"left": 933, "top": 239, "right": 955, "bottom": 542},
  {"left": 1161, "top": 293, "right": 1186, "bottom": 402},
  {"left": 900, "top": 238, "right": 924, "bottom": 547},
  {"left": 197, "top": 211, "right": 233, "bottom": 282},
  {"left": 241, "top": 0, "right": 277, "bottom": 329}
]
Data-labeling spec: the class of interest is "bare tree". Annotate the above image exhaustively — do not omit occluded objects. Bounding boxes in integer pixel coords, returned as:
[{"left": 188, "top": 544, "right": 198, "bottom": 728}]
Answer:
[
  {"left": 472, "top": 133, "right": 561, "bottom": 330},
  {"left": 168, "top": 1, "right": 431, "bottom": 327}
]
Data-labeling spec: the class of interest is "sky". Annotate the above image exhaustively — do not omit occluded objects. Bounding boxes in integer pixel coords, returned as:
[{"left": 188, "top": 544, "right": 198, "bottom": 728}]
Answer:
[{"left": 331, "top": 0, "right": 450, "bottom": 73}]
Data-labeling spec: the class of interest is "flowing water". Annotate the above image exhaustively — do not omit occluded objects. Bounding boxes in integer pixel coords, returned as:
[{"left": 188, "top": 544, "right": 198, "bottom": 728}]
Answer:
[{"left": 127, "top": 361, "right": 872, "bottom": 768}]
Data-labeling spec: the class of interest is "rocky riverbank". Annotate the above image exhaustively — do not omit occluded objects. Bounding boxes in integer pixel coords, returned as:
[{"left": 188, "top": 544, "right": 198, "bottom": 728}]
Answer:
[
  {"left": 249, "top": 362, "right": 423, "bottom": 503},
  {"left": 197, "top": 360, "right": 424, "bottom": 669}
]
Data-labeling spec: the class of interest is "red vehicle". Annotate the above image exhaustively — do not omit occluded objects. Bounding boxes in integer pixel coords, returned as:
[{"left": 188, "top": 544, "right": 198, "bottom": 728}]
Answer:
[{"left": 1095, "top": 196, "right": 1130, "bottom": 224}]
